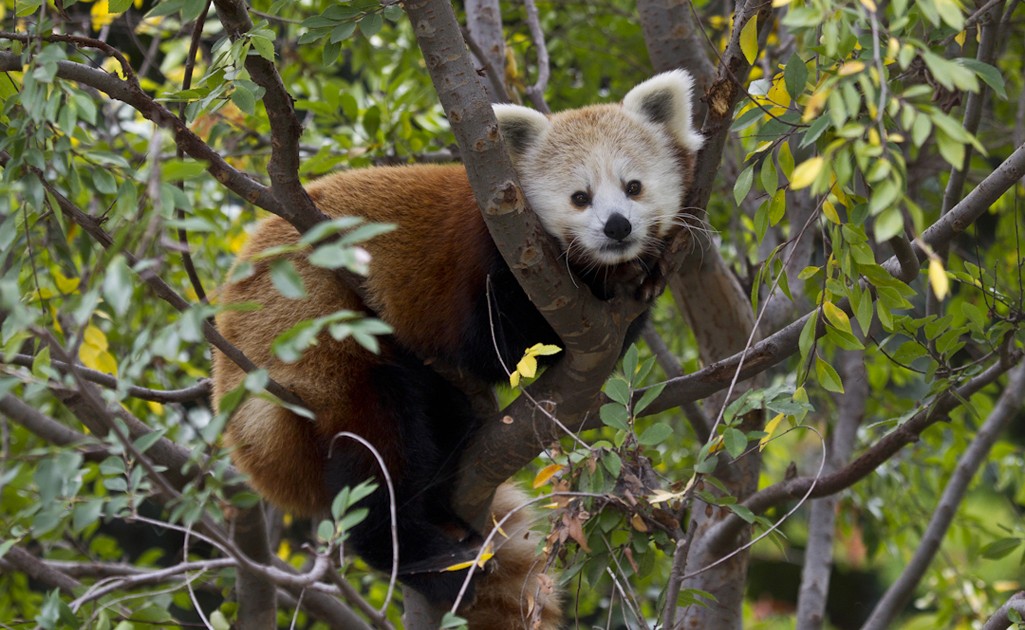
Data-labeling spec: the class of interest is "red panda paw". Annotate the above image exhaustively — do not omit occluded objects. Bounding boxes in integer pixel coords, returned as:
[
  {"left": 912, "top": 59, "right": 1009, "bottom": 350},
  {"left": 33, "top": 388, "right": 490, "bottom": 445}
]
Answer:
[{"left": 634, "top": 254, "right": 671, "bottom": 304}]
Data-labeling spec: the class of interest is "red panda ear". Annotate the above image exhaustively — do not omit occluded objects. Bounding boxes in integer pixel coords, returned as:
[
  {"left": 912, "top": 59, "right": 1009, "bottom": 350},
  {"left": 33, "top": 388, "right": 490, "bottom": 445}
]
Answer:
[
  {"left": 494, "top": 104, "right": 550, "bottom": 164},
  {"left": 623, "top": 70, "right": 704, "bottom": 153}
]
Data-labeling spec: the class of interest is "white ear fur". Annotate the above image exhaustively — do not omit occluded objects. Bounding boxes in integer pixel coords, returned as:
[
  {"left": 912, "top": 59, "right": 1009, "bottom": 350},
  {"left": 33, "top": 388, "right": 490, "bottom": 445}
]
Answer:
[
  {"left": 493, "top": 103, "right": 550, "bottom": 161},
  {"left": 623, "top": 70, "right": 704, "bottom": 153}
]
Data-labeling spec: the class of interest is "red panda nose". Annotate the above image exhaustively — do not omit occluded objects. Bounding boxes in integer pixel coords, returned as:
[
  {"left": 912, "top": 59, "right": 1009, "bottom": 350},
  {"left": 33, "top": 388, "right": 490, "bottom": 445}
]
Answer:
[{"left": 604, "top": 213, "right": 632, "bottom": 241}]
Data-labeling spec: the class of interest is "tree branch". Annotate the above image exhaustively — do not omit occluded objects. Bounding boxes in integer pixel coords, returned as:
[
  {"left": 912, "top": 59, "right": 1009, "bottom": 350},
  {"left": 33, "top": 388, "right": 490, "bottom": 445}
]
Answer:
[
  {"left": 702, "top": 350, "right": 1022, "bottom": 551},
  {"left": 4, "top": 354, "right": 210, "bottom": 403},
  {"left": 636, "top": 0, "right": 715, "bottom": 101},
  {"left": 982, "top": 591, "right": 1025, "bottom": 630},
  {"left": 0, "top": 51, "right": 277, "bottom": 211},
  {"left": 0, "top": 394, "right": 99, "bottom": 451},
  {"left": 861, "top": 359, "right": 1025, "bottom": 630},
  {"left": 464, "top": 0, "right": 509, "bottom": 103},
  {"left": 2, "top": 546, "right": 82, "bottom": 595},
  {"left": 795, "top": 351, "right": 867, "bottom": 630},
  {"left": 403, "top": 0, "right": 646, "bottom": 521},
  {"left": 0, "top": 149, "right": 303, "bottom": 409},
  {"left": 210, "top": 0, "right": 326, "bottom": 233},
  {"left": 645, "top": 139, "right": 1025, "bottom": 415}
]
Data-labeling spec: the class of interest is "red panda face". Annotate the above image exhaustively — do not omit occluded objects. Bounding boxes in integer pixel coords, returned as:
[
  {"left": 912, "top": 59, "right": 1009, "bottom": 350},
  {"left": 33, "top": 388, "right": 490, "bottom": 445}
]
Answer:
[{"left": 495, "top": 70, "right": 704, "bottom": 268}]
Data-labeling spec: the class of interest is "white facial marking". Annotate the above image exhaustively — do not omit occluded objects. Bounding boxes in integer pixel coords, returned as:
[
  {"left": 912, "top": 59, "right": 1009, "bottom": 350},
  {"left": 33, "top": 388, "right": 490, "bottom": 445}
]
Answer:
[{"left": 515, "top": 109, "right": 686, "bottom": 267}]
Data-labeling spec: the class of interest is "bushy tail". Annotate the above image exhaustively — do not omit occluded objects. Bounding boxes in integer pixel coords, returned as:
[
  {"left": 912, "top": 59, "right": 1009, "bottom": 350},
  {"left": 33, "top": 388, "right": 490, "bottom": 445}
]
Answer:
[{"left": 461, "top": 482, "right": 562, "bottom": 629}]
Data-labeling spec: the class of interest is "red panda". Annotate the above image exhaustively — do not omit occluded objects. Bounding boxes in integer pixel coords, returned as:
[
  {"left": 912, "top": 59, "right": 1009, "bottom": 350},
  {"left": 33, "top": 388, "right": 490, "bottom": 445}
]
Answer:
[{"left": 211, "top": 70, "right": 702, "bottom": 628}]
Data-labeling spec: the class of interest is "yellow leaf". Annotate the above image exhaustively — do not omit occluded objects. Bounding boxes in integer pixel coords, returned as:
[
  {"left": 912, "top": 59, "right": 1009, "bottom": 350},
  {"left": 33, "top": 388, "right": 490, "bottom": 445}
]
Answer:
[
  {"left": 822, "top": 199, "right": 841, "bottom": 224},
  {"left": 95, "top": 349, "right": 119, "bottom": 376},
  {"left": 527, "top": 343, "right": 562, "bottom": 357},
  {"left": 52, "top": 268, "right": 80, "bottom": 294},
  {"left": 83, "top": 324, "right": 109, "bottom": 351},
  {"left": 859, "top": 0, "right": 877, "bottom": 12},
  {"left": 928, "top": 258, "right": 950, "bottom": 301},
  {"left": 91, "top": 0, "right": 115, "bottom": 30},
  {"left": 822, "top": 300, "right": 852, "bottom": 334},
  {"left": 277, "top": 540, "right": 291, "bottom": 561},
  {"left": 709, "top": 436, "right": 725, "bottom": 453},
  {"left": 790, "top": 157, "right": 824, "bottom": 190},
  {"left": 838, "top": 61, "right": 866, "bottom": 76},
  {"left": 739, "top": 16, "right": 759, "bottom": 65},
  {"left": 648, "top": 489, "right": 686, "bottom": 504},
  {"left": 442, "top": 546, "right": 494, "bottom": 572},
  {"left": 491, "top": 515, "right": 508, "bottom": 539},
  {"left": 516, "top": 354, "right": 538, "bottom": 380},
  {"left": 146, "top": 400, "right": 164, "bottom": 415},
  {"left": 772, "top": 0, "right": 792, "bottom": 6},
  {"left": 802, "top": 87, "right": 831, "bottom": 122},
  {"left": 630, "top": 514, "right": 648, "bottom": 533},
  {"left": 228, "top": 231, "right": 248, "bottom": 254},
  {"left": 767, "top": 75, "right": 791, "bottom": 109},
  {"left": 533, "top": 463, "right": 564, "bottom": 489},
  {"left": 954, "top": 30, "right": 967, "bottom": 48},
  {"left": 759, "top": 413, "right": 786, "bottom": 451},
  {"left": 509, "top": 370, "right": 521, "bottom": 388}
]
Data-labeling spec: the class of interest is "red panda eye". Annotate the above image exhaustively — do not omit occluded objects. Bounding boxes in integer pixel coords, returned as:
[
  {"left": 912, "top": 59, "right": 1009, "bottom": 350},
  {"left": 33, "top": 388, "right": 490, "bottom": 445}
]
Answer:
[
  {"left": 570, "top": 191, "right": 591, "bottom": 207},
  {"left": 625, "top": 180, "right": 642, "bottom": 196}
]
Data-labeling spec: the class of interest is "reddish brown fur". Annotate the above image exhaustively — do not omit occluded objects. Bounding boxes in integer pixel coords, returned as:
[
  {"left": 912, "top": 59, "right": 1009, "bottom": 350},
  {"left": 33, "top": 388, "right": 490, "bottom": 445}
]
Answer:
[{"left": 212, "top": 164, "right": 561, "bottom": 626}]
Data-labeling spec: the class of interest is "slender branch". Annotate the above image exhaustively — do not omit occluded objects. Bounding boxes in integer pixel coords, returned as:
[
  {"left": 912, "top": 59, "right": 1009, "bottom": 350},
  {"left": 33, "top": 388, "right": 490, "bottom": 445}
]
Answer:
[
  {"left": 0, "top": 149, "right": 302, "bottom": 408},
  {"left": 3, "top": 354, "right": 211, "bottom": 403},
  {"left": 640, "top": 321, "right": 711, "bottom": 441},
  {"left": 0, "top": 394, "right": 98, "bottom": 449},
  {"left": 795, "top": 351, "right": 867, "bottom": 630},
  {"left": 2, "top": 546, "right": 82, "bottom": 595},
  {"left": 463, "top": 0, "right": 509, "bottom": 103},
  {"left": 0, "top": 51, "right": 278, "bottom": 212},
  {"left": 211, "top": 0, "right": 323, "bottom": 233},
  {"left": 702, "top": 351, "right": 1022, "bottom": 551},
  {"left": 636, "top": 0, "right": 715, "bottom": 98},
  {"left": 982, "top": 591, "right": 1025, "bottom": 630},
  {"left": 176, "top": 0, "right": 213, "bottom": 304},
  {"left": 645, "top": 140, "right": 1025, "bottom": 415},
  {"left": 521, "top": 0, "right": 551, "bottom": 114},
  {"left": 69, "top": 559, "right": 235, "bottom": 611},
  {"left": 862, "top": 359, "right": 1025, "bottom": 630}
]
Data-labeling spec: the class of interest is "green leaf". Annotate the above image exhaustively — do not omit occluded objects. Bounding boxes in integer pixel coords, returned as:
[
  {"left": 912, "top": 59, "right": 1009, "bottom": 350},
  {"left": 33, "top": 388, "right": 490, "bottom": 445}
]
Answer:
[
  {"left": 599, "top": 403, "right": 630, "bottom": 431},
  {"left": 734, "top": 163, "right": 754, "bottom": 205},
  {"left": 723, "top": 427, "right": 748, "bottom": 459},
  {"left": 783, "top": 54, "right": 808, "bottom": 99},
  {"left": 980, "top": 537, "right": 1021, "bottom": 560},
  {"left": 330, "top": 21, "right": 357, "bottom": 43},
  {"left": 956, "top": 58, "right": 1007, "bottom": 100},
  {"left": 634, "top": 382, "right": 666, "bottom": 415},
  {"left": 231, "top": 83, "right": 256, "bottom": 115},
  {"left": 799, "top": 313, "right": 818, "bottom": 360},
  {"left": 638, "top": 423, "right": 673, "bottom": 446},
  {"left": 874, "top": 206, "right": 905, "bottom": 243},
  {"left": 358, "top": 13, "right": 384, "bottom": 38},
  {"left": 132, "top": 429, "right": 167, "bottom": 455},
  {"left": 760, "top": 156, "right": 778, "bottom": 194},
  {"left": 73, "top": 499, "right": 105, "bottom": 533},
  {"left": 602, "top": 451, "right": 622, "bottom": 478},
  {"left": 815, "top": 356, "right": 844, "bottom": 393},
  {"left": 269, "top": 259, "right": 307, "bottom": 299},
  {"left": 768, "top": 188, "right": 786, "bottom": 226},
  {"left": 605, "top": 377, "right": 630, "bottom": 406}
]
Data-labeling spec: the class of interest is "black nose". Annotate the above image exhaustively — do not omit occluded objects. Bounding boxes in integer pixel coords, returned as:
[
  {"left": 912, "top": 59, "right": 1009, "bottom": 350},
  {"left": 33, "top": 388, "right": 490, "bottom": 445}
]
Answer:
[{"left": 603, "top": 213, "right": 632, "bottom": 241}]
